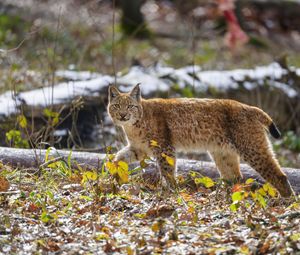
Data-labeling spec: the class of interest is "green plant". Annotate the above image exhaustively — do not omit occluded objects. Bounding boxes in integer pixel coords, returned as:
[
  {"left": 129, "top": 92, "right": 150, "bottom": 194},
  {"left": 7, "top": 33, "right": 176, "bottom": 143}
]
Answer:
[
  {"left": 189, "top": 171, "right": 215, "bottom": 189},
  {"left": 5, "top": 129, "right": 29, "bottom": 148},
  {"left": 230, "top": 178, "right": 277, "bottom": 211},
  {"left": 281, "top": 131, "right": 300, "bottom": 152}
]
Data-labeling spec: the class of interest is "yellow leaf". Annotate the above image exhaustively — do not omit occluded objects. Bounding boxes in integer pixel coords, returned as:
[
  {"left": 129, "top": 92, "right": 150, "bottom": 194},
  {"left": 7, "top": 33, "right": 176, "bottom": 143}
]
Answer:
[
  {"left": 118, "top": 161, "right": 128, "bottom": 172},
  {"left": 86, "top": 171, "right": 97, "bottom": 181},
  {"left": 95, "top": 233, "right": 109, "bottom": 240},
  {"left": 117, "top": 161, "right": 129, "bottom": 183},
  {"left": 151, "top": 222, "right": 160, "bottom": 232},
  {"left": 240, "top": 245, "right": 250, "bottom": 254},
  {"left": 150, "top": 140, "right": 159, "bottom": 147},
  {"left": 250, "top": 191, "right": 257, "bottom": 199},
  {"left": 17, "top": 115, "right": 27, "bottom": 128},
  {"left": 126, "top": 246, "right": 134, "bottom": 255},
  {"left": 245, "top": 178, "right": 255, "bottom": 184},
  {"left": 202, "top": 176, "right": 214, "bottom": 188},
  {"left": 105, "top": 162, "right": 117, "bottom": 175},
  {"left": 108, "top": 154, "right": 115, "bottom": 161},
  {"left": 263, "top": 183, "right": 277, "bottom": 197},
  {"left": 190, "top": 171, "right": 197, "bottom": 177},
  {"left": 195, "top": 176, "right": 215, "bottom": 188},
  {"left": 258, "top": 188, "right": 267, "bottom": 196},
  {"left": 188, "top": 206, "right": 195, "bottom": 214},
  {"left": 290, "top": 233, "right": 300, "bottom": 241},
  {"left": 52, "top": 116, "right": 59, "bottom": 126},
  {"left": 161, "top": 153, "right": 175, "bottom": 166}
]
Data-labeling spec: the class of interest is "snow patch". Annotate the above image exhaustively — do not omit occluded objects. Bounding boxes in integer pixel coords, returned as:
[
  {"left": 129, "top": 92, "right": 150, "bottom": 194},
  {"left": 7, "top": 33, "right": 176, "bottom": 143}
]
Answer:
[
  {"left": 55, "top": 70, "right": 102, "bottom": 81},
  {"left": 0, "top": 63, "right": 299, "bottom": 117}
]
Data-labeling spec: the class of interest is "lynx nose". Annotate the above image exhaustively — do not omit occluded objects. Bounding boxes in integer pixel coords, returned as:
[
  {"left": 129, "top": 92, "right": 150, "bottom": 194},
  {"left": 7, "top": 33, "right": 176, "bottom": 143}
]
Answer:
[
  {"left": 120, "top": 113, "right": 126, "bottom": 118},
  {"left": 119, "top": 113, "right": 128, "bottom": 121}
]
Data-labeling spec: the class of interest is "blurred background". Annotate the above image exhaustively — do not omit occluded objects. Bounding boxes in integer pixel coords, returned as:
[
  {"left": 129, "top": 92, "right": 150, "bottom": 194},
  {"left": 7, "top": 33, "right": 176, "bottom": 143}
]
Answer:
[{"left": 0, "top": 0, "right": 299, "bottom": 166}]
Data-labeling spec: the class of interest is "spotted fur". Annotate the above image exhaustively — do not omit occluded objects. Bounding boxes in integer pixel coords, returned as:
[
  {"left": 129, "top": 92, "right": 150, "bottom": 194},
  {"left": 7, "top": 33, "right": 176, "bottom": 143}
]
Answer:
[{"left": 107, "top": 84, "right": 295, "bottom": 197}]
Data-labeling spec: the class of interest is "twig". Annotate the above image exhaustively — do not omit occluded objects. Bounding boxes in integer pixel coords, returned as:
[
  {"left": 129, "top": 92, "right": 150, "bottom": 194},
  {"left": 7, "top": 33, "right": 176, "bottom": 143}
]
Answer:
[
  {"left": 112, "top": 0, "right": 117, "bottom": 85},
  {"left": 0, "top": 30, "right": 39, "bottom": 53},
  {"left": 0, "top": 190, "right": 20, "bottom": 195},
  {"left": 39, "top": 156, "right": 64, "bottom": 169}
]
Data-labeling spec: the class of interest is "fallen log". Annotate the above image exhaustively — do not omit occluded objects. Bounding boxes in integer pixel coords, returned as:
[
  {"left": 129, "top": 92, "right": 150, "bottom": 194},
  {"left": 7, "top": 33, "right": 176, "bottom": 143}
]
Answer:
[{"left": 0, "top": 147, "right": 299, "bottom": 194}]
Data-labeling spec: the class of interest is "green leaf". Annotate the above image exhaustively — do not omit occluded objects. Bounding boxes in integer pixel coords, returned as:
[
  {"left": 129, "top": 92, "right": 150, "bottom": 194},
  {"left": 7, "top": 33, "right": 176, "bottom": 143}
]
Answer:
[
  {"left": 230, "top": 203, "right": 239, "bottom": 212},
  {"left": 67, "top": 151, "right": 72, "bottom": 168},
  {"left": 40, "top": 211, "right": 52, "bottom": 223},
  {"left": 46, "top": 191, "right": 54, "bottom": 200},
  {"left": 79, "top": 195, "right": 93, "bottom": 201},
  {"left": 43, "top": 109, "right": 60, "bottom": 126},
  {"left": 256, "top": 193, "right": 267, "bottom": 208},
  {"left": 232, "top": 191, "right": 244, "bottom": 202},
  {"left": 45, "top": 147, "right": 51, "bottom": 162}
]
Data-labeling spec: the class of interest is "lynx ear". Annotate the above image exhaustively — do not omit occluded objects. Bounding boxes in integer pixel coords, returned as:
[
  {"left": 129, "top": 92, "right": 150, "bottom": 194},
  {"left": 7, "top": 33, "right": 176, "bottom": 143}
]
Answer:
[
  {"left": 130, "top": 83, "right": 141, "bottom": 101},
  {"left": 108, "top": 85, "right": 120, "bottom": 101}
]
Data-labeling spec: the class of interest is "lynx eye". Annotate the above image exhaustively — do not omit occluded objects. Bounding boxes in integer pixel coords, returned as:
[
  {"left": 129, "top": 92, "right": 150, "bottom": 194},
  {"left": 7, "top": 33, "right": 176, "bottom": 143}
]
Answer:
[
  {"left": 128, "top": 105, "right": 136, "bottom": 109},
  {"left": 112, "top": 104, "right": 120, "bottom": 109}
]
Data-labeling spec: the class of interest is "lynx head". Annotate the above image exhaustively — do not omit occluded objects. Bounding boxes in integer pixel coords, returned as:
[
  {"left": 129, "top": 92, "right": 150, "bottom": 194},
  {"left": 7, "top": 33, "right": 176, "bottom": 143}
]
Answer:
[{"left": 108, "top": 84, "right": 143, "bottom": 126}]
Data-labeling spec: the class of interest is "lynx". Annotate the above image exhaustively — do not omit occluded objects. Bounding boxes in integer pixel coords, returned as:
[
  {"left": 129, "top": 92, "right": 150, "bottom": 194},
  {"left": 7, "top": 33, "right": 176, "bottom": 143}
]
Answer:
[{"left": 107, "top": 84, "right": 295, "bottom": 197}]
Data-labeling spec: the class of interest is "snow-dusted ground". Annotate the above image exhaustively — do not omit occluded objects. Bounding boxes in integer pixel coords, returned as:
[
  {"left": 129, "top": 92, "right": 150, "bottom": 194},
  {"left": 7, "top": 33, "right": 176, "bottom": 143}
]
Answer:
[{"left": 0, "top": 63, "right": 299, "bottom": 117}]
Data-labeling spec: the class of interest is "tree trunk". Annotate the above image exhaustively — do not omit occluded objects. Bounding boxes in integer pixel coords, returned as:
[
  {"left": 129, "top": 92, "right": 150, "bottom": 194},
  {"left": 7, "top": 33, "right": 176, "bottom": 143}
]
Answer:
[
  {"left": 0, "top": 147, "right": 299, "bottom": 194},
  {"left": 120, "top": 0, "right": 149, "bottom": 38}
]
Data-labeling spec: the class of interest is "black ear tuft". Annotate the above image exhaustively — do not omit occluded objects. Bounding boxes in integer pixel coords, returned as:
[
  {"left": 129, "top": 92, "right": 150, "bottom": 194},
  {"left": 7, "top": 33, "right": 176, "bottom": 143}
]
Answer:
[
  {"left": 269, "top": 122, "right": 281, "bottom": 139},
  {"left": 130, "top": 83, "right": 141, "bottom": 101},
  {"left": 108, "top": 85, "right": 120, "bottom": 101}
]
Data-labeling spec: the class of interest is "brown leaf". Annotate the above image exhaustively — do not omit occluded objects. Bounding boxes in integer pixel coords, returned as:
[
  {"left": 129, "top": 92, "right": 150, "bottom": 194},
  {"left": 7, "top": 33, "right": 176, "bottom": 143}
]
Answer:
[
  {"left": 103, "top": 241, "right": 120, "bottom": 253},
  {"left": 44, "top": 240, "right": 61, "bottom": 252},
  {"left": 146, "top": 204, "right": 174, "bottom": 218},
  {"left": 231, "top": 184, "right": 243, "bottom": 193},
  {"left": 260, "top": 241, "right": 270, "bottom": 253},
  {"left": 27, "top": 203, "right": 40, "bottom": 213},
  {"left": 0, "top": 176, "right": 10, "bottom": 192}
]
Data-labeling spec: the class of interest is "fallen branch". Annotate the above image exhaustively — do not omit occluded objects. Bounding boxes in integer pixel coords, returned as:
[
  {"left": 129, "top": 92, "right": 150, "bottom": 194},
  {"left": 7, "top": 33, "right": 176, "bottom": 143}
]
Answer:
[
  {"left": 39, "top": 156, "right": 65, "bottom": 169},
  {"left": 0, "top": 147, "right": 299, "bottom": 194}
]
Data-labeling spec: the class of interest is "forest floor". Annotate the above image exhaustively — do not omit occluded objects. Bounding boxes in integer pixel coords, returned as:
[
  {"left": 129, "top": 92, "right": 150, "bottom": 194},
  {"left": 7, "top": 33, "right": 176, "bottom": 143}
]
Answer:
[
  {"left": 0, "top": 161, "right": 300, "bottom": 254},
  {"left": 0, "top": 0, "right": 299, "bottom": 167},
  {"left": 0, "top": 2, "right": 300, "bottom": 253}
]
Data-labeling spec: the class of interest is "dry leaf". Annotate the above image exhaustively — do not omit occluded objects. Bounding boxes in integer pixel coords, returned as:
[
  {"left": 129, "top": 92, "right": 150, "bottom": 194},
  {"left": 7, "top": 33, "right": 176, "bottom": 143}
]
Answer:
[{"left": 0, "top": 176, "right": 10, "bottom": 192}]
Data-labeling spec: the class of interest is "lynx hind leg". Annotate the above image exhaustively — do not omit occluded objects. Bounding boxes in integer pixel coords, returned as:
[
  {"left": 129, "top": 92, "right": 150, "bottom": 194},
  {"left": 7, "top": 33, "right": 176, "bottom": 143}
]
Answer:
[
  {"left": 240, "top": 136, "right": 295, "bottom": 197},
  {"left": 155, "top": 145, "right": 177, "bottom": 189},
  {"left": 210, "top": 150, "right": 242, "bottom": 182}
]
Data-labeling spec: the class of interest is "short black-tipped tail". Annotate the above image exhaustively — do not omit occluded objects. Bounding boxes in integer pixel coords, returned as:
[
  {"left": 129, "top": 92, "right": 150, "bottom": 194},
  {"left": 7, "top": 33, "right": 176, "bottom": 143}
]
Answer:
[{"left": 269, "top": 122, "right": 281, "bottom": 139}]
